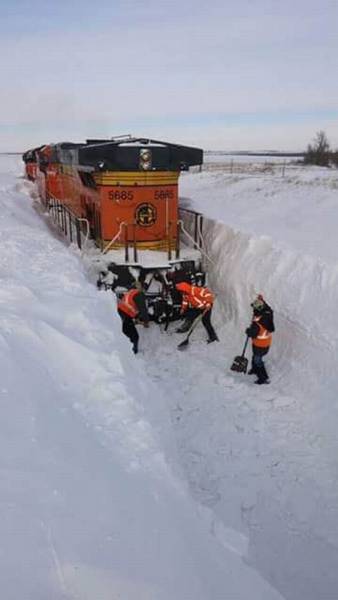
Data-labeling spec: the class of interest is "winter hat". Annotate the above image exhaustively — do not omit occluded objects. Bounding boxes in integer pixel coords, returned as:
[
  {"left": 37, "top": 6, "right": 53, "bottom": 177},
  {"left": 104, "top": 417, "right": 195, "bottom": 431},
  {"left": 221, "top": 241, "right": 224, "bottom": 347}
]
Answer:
[{"left": 251, "top": 294, "right": 265, "bottom": 311}]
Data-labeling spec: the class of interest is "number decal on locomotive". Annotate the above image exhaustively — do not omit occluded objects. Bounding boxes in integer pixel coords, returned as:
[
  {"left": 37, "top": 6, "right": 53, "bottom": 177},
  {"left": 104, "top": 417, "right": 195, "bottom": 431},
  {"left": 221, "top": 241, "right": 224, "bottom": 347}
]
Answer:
[
  {"left": 154, "top": 190, "right": 174, "bottom": 200},
  {"left": 109, "top": 190, "right": 134, "bottom": 201},
  {"left": 135, "top": 203, "right": 157, "bottom": 227}
]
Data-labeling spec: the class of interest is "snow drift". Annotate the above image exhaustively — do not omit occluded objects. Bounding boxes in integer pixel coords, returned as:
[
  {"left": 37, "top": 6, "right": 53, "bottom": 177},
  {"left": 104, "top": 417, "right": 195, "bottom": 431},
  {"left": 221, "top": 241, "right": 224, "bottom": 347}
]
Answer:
[
  {"left": 176, "top": 166, "right": 338, "bottom": 599},
  {"left": 2, "top": 154, "right": 338, "bottom": 600},
  {"left": 0, "top": 156, "right": 285, "bottom": 599}
]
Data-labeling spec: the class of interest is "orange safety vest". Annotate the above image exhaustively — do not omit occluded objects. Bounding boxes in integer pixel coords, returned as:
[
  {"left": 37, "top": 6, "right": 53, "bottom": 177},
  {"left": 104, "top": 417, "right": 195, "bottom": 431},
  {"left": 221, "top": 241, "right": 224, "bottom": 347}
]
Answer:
[
  {"left": 182, "top": 285, "right": 214, "bottom": 311},
  {"left": 252, "top": 316, "right": 272, "bottom": 348},
  {"left": 118, "top": 289, "right": 139, "bottom": 318}
]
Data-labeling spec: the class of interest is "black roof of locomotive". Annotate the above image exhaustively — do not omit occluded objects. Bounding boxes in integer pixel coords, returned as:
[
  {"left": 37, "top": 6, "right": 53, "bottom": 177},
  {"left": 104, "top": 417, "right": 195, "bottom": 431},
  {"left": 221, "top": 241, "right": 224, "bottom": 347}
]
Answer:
[
  {"left": 68, "top": 137, "right": 203, "bottom": 171},
  {"left": 22, "top": 144, "right": 45, "bottom": 162}
]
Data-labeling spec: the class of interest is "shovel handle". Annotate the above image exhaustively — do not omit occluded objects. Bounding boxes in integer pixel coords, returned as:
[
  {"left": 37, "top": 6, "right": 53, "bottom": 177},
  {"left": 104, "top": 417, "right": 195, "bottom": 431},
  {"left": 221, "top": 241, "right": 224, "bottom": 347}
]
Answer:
[
  {"left": 242, "top": 335, "right": 249, "bottom": 357},
  {"left": 177, "top": 312, "right": 204, "bottom": 350},
  {"left": 186, "top": 312, "right": 204, "bottom": 339}
]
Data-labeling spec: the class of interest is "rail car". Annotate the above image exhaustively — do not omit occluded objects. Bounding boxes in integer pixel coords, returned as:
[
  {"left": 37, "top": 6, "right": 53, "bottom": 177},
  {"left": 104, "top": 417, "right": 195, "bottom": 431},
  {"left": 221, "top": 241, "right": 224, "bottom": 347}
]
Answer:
[
  {"left": 23, "top": 136, "right": 206, "bottom": 323},
  {"left": 22, "top": 145, "right": 44, "bottom": 181}
]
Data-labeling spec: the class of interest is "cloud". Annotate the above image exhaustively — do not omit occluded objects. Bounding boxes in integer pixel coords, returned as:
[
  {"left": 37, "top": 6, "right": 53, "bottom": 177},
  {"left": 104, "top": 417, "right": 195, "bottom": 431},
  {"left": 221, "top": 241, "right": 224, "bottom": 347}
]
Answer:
[{"left": 0, "top": 0, "right": 337, "bottom": 150}]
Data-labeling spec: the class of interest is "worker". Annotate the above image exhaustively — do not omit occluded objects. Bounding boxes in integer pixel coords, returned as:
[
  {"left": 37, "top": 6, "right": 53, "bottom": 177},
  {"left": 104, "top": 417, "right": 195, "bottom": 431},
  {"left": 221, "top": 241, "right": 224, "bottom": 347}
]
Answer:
[
  {"left": 175, "top": 281, "right": 219, "bottom": 343},
  {"left": 117, "top": 282, "right": 149, "bottom": 354},
  {"left": 246, "top": 294, "right": 274, "bottom": 384}
]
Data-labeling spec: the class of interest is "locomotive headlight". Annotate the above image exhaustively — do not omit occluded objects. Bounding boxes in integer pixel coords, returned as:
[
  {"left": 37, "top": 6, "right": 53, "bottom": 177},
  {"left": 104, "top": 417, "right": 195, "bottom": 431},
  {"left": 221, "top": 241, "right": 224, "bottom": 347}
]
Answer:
[{"left": 139, "top": 148, "right": 152, "bottom": 170}]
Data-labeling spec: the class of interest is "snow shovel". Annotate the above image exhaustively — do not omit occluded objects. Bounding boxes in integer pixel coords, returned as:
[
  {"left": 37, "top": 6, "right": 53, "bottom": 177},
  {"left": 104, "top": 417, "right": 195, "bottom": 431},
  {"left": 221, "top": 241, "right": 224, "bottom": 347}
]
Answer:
[
  {"left": 177, "top": 313, "right": 204, "bottom": 351},
  {"left": 230, "top": 336, "right": 249, "bottom": 373}
]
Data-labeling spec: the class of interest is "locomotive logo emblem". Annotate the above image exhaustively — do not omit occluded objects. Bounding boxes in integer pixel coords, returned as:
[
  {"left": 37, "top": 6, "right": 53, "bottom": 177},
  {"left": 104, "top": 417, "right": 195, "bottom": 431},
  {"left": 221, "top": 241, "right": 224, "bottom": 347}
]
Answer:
[{"left": 135, "top": 203, "right": 157, "bottom": 227}]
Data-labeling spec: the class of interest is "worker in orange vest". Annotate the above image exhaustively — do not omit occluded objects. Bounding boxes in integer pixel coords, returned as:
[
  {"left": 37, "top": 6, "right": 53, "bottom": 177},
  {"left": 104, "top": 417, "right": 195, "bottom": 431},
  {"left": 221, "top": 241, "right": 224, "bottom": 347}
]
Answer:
[
  {"left": 175, "top": 281, "right": 219, "bottom": 343},
  {"left": 117, "top": 283, "right": 149, "bottom": 354},
  {"left": 245, "top": 294, "right": 274, "bottom": 384}
]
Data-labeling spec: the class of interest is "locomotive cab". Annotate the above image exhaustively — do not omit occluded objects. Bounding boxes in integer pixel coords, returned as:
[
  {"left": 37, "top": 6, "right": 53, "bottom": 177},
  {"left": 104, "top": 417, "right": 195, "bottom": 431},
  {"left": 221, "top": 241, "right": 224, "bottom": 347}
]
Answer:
[{"left": 72, "top": 136, "right": 203, "bottom": 251}]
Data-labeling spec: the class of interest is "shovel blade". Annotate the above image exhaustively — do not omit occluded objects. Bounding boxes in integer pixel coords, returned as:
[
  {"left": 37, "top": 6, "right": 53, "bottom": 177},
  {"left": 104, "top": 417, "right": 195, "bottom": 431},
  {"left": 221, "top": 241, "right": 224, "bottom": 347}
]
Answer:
[
  {"left": 177, "top": 338, "right": 189, "bottom": 350},
  {"left": 230, "top": 355, "right": 248, "bottom": 373}
]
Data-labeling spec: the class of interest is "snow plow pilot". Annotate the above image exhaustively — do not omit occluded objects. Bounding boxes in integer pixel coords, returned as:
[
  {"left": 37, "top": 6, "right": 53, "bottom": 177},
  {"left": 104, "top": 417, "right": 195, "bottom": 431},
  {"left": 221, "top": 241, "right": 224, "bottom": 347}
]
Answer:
[
  {"left": 175, "top": 281, "right": 219, "bottom": 343},
  {"left": 117, "top": 282, "right": 149, "bottom": 354},
  {"left": 246, "top": 294, "right": 275, "bottom": 384}
]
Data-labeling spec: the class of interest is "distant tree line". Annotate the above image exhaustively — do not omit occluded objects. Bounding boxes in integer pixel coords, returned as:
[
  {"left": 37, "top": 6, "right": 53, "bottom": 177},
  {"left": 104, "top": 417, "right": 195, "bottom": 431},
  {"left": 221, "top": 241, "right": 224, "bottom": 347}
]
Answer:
[{"left": 304, "top": 131, "right": 338, "bottom": 167}]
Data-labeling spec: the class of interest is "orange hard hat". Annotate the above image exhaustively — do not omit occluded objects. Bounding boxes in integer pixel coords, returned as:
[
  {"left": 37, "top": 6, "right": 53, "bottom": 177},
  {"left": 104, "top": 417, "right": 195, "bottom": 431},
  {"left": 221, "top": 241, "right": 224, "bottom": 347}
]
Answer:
[{"left": 176, "top": 282, "right": 191, "bottom": 293}]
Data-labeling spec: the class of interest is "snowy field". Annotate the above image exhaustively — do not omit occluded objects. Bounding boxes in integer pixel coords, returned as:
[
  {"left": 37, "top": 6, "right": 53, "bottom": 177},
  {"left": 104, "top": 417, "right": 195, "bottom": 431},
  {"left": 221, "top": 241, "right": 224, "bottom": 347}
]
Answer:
[
  {"left": 1, "top": 155, "right": 338, "bottom": 599},
  {"left": 204, "top": 152, "right": 302, "bottom": 163},
  {"left": 202, "top": 152, "right": 303, "bottom": 175}
]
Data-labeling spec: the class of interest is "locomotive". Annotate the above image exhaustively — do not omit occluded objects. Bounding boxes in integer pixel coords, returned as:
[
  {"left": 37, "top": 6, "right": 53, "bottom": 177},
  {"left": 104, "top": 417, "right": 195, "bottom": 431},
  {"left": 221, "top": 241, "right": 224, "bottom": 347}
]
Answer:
[{"left": 23, "top": 136, "right": 206, "bottom": 323}]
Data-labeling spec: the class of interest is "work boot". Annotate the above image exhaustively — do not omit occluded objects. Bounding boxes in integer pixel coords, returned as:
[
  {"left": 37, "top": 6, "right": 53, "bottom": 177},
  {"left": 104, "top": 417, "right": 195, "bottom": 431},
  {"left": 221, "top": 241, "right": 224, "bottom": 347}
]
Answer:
[
  {"left": 207, "top": 334, "right": 219, "bottom": 344},
  {"left": 254, "top": 366, "right": 269, "bottom": 384},
  {"left": 248, "top": 368, "right": 256, "bottom": 375}
]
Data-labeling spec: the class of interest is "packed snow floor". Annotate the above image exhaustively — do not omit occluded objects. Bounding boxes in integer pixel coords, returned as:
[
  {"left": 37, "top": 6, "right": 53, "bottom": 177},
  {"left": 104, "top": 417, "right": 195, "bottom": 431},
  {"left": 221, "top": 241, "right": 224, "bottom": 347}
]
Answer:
[{"left": 2, "top": 155, "right": 338, "bottom": 599}]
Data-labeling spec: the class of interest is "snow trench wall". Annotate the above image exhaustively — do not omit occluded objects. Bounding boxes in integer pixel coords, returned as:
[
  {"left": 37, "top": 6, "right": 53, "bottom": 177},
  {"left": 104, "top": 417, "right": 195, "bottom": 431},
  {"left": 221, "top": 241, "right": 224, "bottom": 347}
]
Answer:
[{"left": 182, "top": 212, "right": 338, "bottom": 404}]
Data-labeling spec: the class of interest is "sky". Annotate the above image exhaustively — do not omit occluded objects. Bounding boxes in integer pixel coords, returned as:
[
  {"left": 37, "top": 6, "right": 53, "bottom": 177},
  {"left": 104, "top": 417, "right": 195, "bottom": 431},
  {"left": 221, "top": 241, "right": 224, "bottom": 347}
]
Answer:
[{"left": 0, "top": 0, "right": 337, "bottom": 152}]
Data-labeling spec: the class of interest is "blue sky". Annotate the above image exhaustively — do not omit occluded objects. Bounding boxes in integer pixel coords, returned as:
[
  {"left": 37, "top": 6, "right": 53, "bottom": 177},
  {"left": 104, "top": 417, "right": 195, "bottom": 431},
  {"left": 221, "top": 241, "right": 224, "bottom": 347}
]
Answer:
[{"left": 0, "top": 0, "right": 337, "bottom": 151}]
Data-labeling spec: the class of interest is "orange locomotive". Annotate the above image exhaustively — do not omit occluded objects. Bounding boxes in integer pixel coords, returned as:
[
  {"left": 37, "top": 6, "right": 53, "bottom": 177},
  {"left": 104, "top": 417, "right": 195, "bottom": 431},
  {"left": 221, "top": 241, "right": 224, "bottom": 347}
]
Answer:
[
  {"left": 22, "top": 146, "right": 44, "bottom": 181},
  {"left": 31, "top": 137, "right": 202, "bottom": 249},
  {"left": 23, "top": 136, "right": 205, "bottom": 323}
]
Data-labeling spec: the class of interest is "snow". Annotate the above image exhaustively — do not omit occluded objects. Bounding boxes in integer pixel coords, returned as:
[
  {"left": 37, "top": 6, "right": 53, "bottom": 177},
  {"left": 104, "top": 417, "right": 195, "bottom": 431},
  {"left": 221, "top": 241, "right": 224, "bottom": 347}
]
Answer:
[
  {"left": 0, "top": 155, "right": 284, "bottom": 599},
  {"left": 2, "top": 154, "right": 338, "bottom": 599},
  {"left": 204, "top": 152, "right": 301, "bottom": 164},
  {"left": 177, "top": 165, "right": 338, "bottom": 598},
  {"left": 180, "top": 165, "right": 338, "bottom": 263}
]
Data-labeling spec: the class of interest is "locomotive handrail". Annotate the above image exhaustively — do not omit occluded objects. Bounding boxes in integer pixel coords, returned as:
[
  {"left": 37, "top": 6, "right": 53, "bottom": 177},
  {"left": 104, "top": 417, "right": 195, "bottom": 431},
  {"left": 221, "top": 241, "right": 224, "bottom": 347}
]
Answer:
[
  {"left": 77, "top": 218, "right": 90, "bottom": 252},
  {"left": 179, "top": 207, "right": 204, "bottom": 250},
  {"left": 177, "top": 220, "right": 215, "bottom": 265},
  {"left": 46, "top": 191, "right": 90, "bottom": 251},
  {"left": 103, "top": 221, "right": 127, "bottom": 255},
  {"left": 197, "top": 213, "right": 204, "bottom": 250}
]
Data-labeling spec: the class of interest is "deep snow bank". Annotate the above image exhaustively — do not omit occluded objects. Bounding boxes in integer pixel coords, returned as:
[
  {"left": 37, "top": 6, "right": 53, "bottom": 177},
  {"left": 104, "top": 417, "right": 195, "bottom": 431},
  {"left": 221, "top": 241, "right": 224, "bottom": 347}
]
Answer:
[
  {"left": 181, "top": 167, "right": 338, "bottom": 405},
  {"left": 176, "top": 169, "right": 338, "bottom": 599},
  {"left": 0, "top": 156, "right": 285, "bottom": 599}
]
